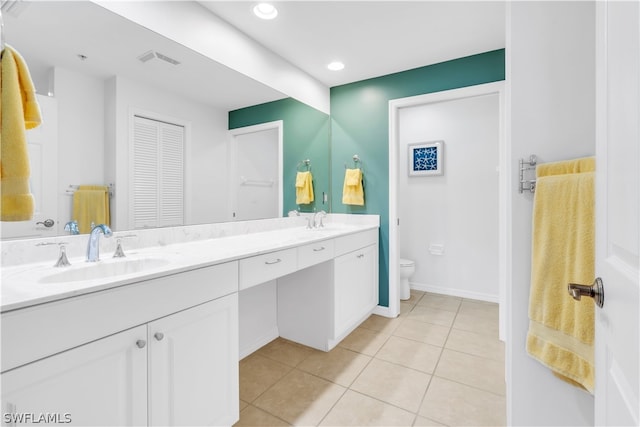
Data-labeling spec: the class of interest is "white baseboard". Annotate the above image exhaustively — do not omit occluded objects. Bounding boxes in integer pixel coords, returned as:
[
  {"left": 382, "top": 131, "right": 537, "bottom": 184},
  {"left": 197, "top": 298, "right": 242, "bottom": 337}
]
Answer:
[
  {"left": 239, "top": 326, "right": 279, "bottom": 360},
  {"left": 372, "top": 304, "right": 397, "bottom": 318},
  {"left": 410, "top": 282, "right": 499, "bottom": 303}
]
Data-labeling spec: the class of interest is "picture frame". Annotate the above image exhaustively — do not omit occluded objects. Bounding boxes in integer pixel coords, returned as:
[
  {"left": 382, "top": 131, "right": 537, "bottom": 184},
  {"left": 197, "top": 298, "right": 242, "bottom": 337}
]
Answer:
[{"left": 408, "top": 141, "right": 444, "bottom": 176}]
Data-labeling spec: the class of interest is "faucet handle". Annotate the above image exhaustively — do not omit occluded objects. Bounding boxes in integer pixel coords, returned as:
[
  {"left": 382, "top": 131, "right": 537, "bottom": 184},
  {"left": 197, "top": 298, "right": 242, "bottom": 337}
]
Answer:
[
  {"left": 113, "top": 239, "right": 126, "bottom": 258},
  {"left": 54, "top": 244, "right": 71, "bottom": 267},
  {"left": 64, "top": 220, "right": 79, "bottom": 235}
]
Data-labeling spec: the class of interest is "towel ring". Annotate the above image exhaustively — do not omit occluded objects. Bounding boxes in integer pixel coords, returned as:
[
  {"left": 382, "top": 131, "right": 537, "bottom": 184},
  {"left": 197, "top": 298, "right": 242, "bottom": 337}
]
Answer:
[
  {"left": 296, "top": 159, "right": 311, "bottom": 172},
  {"left": 344, "top": 154, "right": 363, "bottom": 171}
]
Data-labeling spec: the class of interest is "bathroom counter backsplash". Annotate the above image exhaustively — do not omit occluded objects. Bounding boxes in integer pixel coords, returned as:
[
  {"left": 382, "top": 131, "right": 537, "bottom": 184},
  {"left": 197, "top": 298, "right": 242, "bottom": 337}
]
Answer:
[
  {"left": 1, "top": 214, "right": 379, "bottom": 312},
  {"left": 1, "top": 214, "right": 378, "bottom": 267}
]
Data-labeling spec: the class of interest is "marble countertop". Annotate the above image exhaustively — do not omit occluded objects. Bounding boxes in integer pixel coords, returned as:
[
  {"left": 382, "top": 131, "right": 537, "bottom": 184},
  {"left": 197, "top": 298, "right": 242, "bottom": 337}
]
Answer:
[{"left": 1, "top": 223, "right": 378, "bottom": 313}]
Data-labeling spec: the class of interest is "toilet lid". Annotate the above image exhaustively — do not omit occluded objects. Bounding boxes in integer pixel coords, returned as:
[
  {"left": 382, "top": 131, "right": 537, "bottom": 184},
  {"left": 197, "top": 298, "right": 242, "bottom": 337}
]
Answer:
[{"left": 400, "top": 258, "right": 414, "bottom": 267}]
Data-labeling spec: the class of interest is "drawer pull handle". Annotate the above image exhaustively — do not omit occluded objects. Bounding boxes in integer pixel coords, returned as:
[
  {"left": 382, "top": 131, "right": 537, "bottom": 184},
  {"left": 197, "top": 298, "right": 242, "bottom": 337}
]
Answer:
[
  {"left": 313, "top": 247, "right": 325, "bottom": 252},
  {"left": 154, "top": 332, "right": 165, "bottom": 341},
  {"left": 357, "top": 254, "right": 365, "bottom": 258},
  {"left": 265, "top": 258, "right": 282, "bottom": 265},
  {"left": 136, "top": 339, "right": 146, "bottom": 349}
]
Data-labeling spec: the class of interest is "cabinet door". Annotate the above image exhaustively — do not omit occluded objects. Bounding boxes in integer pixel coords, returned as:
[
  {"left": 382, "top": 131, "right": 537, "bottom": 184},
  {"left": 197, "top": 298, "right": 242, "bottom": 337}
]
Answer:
[
  {"left": 148, "top": 294, "right": 239, "bottom": 426},
  {"left": 1, "top": 326, "right": 147, "bottom": 427},
  {"left": 333, "top": 244, "right": 378, "bottom": 340}
]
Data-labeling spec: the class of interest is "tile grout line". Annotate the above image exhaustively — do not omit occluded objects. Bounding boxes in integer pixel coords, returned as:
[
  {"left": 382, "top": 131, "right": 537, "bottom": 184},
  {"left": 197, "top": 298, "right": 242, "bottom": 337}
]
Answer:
[
  {"left": 236, "top": 292, "right": 502, "bottom": 426},
  {"left": 239, "top": 403, "right": 293, "bottom": 426},
  {"left": 315, "top": 327, "right": 396, "bottom": 426},
  {"left": 411, "top": 294, "right": 461, "bottom": 425}
]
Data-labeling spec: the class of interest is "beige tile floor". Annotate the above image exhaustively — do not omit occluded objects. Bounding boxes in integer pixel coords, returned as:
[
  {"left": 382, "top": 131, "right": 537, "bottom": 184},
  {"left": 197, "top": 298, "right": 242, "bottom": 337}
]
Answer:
[{"left": 235, "top": 290, "right": 506, "bottom": 427}]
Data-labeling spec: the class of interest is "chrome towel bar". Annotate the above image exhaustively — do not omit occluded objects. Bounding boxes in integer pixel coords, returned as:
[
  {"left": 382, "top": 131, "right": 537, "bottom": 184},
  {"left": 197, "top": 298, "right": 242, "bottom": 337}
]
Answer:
[{"left": 519, "top": 155, "right": 537, "bottom": 193}]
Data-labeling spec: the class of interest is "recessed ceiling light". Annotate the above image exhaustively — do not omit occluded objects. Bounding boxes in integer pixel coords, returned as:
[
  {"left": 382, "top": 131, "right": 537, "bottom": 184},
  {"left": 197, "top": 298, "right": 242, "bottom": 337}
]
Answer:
[
  {"left": 327, "top": 61, "right": 345, "bottom": 71},
  {"left": 253, "top": 3, "right": 278, "bottom": 20}
]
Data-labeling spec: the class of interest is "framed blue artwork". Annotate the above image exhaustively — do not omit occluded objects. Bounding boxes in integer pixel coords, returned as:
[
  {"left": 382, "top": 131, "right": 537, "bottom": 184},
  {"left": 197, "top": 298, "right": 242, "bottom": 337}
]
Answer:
[{"left": 408, "top": 141, "right": 444, "bottom": 176}]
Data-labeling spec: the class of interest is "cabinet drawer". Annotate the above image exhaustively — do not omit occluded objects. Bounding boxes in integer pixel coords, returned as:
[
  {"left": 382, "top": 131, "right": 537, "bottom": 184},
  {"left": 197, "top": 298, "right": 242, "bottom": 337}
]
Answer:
[
  {"left": 333, "top": 229, "right": 378, "bottom": 257},
  {"left": 239, "top": 248, "right": 297, "bottom": 290},
  {"left": 297, "top": 239, "right": 335, "bottom": 270}
]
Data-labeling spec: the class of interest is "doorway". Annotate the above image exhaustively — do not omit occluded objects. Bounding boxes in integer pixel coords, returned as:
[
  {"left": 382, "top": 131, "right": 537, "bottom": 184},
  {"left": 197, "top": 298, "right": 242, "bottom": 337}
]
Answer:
[
  {"left": 228, "top": 121, "right": 283, "bottom": 221},
  {"left": 388, "top": 82, "right": 507, "bottom": 340},
  {"left": 1, "top": 95, "right": 58, "bottom": 240}
]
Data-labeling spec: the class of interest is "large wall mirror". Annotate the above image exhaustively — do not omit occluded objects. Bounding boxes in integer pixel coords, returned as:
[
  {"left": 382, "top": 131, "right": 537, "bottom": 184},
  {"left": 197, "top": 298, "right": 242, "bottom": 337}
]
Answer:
[{"left": 2, "top": 1, "right": 326, "bottom": 240}]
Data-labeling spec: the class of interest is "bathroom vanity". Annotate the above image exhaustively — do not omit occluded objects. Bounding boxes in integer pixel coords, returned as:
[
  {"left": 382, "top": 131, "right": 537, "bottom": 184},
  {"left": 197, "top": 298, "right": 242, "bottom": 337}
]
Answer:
[{"left": 0, "top": 215, "right": 379, "bottom": 426}]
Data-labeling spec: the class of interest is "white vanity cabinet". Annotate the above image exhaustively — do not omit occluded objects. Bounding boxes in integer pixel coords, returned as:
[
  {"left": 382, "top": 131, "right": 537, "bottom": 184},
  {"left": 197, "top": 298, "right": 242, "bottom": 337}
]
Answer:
[
  {"left": 1, "top": 326, "right": 148, "bottom": 426},
  {"left": 148, "top": 294, "right": 238, "bottom": 426},
  {"left": 277, "top": 229, "right": 378, "bottom": 351},
  {"left": 333, "top": 242, "right": 378, "bottom": 341},
  {"left": 1, "top": 263, "right": 239, "bottom": 427}
]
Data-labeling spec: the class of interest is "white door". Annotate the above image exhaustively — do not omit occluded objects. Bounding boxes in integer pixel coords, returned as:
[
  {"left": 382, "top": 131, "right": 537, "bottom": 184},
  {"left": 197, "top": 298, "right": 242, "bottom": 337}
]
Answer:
[
  {"left": 228, "top": 121, "right": 282, "bottom": 221},
  {"left": 1, "top": 95, "right": 58, "bottom": 239},
  {"left": 148, "top": 295, "right": 239, "bottom": 426},
  {"left": 131, "top": 116, "right": 185, "bottom": 229},
  {"left": 1, "top": 326, "right": 147, "bottom": 426},
  {"left": 594, "top": 1, "right": 639, "bottom": 425}
]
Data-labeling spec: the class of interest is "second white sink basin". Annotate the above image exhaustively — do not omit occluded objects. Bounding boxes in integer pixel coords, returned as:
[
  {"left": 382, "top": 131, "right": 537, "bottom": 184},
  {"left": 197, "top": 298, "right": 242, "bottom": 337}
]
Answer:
[{"left": 39, "top": 257, "right": 170, "bottom": 284}]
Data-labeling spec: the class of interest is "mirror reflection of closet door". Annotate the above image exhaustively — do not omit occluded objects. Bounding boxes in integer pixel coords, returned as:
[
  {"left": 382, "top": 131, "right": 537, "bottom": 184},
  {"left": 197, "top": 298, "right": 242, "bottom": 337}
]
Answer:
[
  {"left": 1, "top": 95, "right": 58, "bottom": 240},
  {"left": 229, "top": 122, "right": 282, "bottom": 221}
]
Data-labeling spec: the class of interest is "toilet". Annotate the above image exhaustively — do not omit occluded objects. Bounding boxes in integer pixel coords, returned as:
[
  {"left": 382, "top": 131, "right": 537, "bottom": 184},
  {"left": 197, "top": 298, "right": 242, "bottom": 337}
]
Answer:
[{"left": 399, "top": 258, "right": 415, "bottom": 300}]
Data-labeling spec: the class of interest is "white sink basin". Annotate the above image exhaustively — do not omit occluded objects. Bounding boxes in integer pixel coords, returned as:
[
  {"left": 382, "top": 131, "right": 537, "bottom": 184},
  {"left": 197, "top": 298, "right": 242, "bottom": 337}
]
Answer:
[{"left": 39, "top": 258, "right": 170, "bottom": 284}]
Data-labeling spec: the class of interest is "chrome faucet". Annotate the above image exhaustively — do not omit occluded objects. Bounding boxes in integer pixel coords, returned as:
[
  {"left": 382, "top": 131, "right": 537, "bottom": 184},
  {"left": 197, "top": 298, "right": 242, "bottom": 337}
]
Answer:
[
  {"left": 313, "top": 210, "right": 327, "bottom": 228},
  {"left": 86, "top": 224, "right": 113, "bottom": 262}
]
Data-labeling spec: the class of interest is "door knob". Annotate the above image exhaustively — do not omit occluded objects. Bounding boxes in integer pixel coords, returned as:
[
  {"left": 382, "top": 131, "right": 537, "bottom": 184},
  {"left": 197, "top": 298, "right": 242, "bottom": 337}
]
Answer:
[
  {"left": 567, "top": 277, "right": 604, "bottom": 308},
  {"left": 154, "top": 332, "right": 164, "bottom": 341},
  {"left": 36, "top": 219, "right": 55, "bottom": 228}
]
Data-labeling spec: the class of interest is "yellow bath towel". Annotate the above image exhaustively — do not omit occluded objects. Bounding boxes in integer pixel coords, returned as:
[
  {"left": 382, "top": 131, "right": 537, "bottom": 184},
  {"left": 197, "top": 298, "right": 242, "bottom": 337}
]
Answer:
[
  {"left": 342, "top": 168, "right": 364, "bottom": 206},
  {"left": 526, "top": 156, "right": 595, "bottom": 393},
  {"left": 295, "top": 171, "right": 314, "bottom": 205},
  {"left": 0, "top": 45, "right": 42, "bottom": 221},
  {"left": 73, "top": 186, "right": 111, "bottom": 234}
]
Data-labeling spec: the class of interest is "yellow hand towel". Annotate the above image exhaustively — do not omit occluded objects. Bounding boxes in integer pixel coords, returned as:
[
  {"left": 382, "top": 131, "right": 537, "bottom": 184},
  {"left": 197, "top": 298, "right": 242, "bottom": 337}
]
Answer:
[
  {"left": 526, "top": 156, "right": 595, "bottom": 393},
  {"left": 0, "top": 45, "right": 42, "bottom": 221},
  {"left": 342, "top": 168, "right": 364, "bottom": 206},
  {"left": 73, "top": 186, "right": 111, "bottom": 234},
  {"left": 295, "top": 171, "right": 314, "bottom": 205}
]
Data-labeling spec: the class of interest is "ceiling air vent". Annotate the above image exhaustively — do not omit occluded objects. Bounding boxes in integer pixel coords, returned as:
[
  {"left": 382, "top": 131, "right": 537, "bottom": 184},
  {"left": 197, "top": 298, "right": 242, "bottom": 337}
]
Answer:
[
  {"left": 1, "top": 0, "right": 30, "bottom": 17},
  {"left": 137, "top": 50, "right": 180, "bottom": 66}
]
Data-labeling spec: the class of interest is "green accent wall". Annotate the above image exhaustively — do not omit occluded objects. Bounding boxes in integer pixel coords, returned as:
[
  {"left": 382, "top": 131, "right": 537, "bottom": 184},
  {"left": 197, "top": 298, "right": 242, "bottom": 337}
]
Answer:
[
  {"left": 229, "top": 49, "right": 505, "bottom": 308},
  {"left": 331, "top": 49, "right": 505, "bottom": 307},
  {"left": 229, "top": 98, "right": 331, "bottom": 214}
]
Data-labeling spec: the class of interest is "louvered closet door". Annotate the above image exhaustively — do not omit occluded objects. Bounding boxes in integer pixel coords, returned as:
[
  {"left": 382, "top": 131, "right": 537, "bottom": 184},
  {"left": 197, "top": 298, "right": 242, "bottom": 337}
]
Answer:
[
  {"left": 158, "top": 123, "right": 184, "bottom": 227},
  {"left": 132, "top": 116, "right": 184, "bottom": 229}
]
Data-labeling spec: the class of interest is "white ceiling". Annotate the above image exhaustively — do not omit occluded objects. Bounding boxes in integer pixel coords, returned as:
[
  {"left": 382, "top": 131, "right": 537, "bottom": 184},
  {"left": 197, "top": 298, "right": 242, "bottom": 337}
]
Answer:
[
  {"left": 3, "top": 1, "right": 505, "bottom": 111},
  {"left": 199, "top": 1, "right": 506, "bottom": 87},
  {"left": 3, "top": 1, "right": 286, "bottom": 110}
]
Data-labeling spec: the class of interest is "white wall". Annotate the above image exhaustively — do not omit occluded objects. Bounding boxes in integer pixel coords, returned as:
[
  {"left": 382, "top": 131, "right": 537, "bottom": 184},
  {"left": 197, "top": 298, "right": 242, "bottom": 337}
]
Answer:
[
  {"left": 398, "top": 94, "right": 500, "bottom": 301},
  {"left": 108, "top": 76, "right": 229, "bottom": 231},
  {"left": 53, "top": 67, "right": 105, "bottom": 234},
  {"left": 507, "top": 2, "right": 595, "bottom": 425}
]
